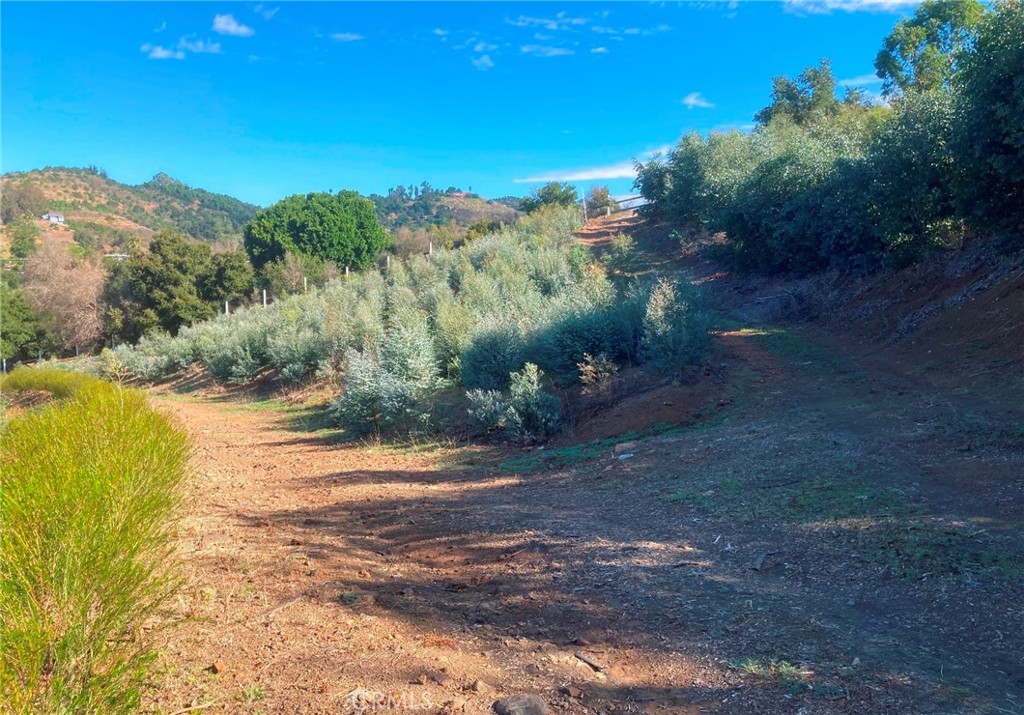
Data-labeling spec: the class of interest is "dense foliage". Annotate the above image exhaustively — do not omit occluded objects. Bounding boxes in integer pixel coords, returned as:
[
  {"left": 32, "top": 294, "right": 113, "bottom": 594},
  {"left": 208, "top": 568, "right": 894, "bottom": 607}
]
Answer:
[
  {"left": 137, "top": 173, "right": 258, "bottom": 241},
  {"left": 103, "top": 230, "right": 254, "bottom": 341},
  {"left": 520, "top": 182, "right": 579, "bottom": 214},
  {"left": 108, "top": 206, "right": 710, "bottom": 440},
  {"left": 636, "top": 0, "right": 1020, "bottom": 275},
  {"left": 243, "top": 191, "right": 390, "bottom": 270},
  {"left": 0, "top": 369, "right": 188, "bottom": 714}
]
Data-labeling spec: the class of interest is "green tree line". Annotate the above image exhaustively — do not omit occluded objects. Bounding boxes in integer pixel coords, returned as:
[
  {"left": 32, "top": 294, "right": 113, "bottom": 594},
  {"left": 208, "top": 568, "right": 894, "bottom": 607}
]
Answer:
[{"left": 635, "top": 0, "right": 1022, "bottom": 274}]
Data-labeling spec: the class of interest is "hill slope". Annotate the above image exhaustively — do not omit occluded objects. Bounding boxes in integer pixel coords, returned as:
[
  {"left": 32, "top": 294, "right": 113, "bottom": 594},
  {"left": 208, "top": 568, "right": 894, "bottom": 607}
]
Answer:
[
  {"left": 0, "top": 167, "right": 259, "bottom": 248},
  {"left": 369, "top": 184, "right": 518, "bottom": 232}
]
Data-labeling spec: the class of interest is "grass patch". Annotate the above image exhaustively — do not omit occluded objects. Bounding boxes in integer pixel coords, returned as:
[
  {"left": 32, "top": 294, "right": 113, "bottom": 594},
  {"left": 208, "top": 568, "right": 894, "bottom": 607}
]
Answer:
[
  {"left": 663, "top": 466, "right": 911, "bottom": 524},
  {"left": 850, "top": 520, "right": 1024, "bottom": 582},
  {"left": 499, "top": 424, "right": 682, "bottom": 474},
  {"left": 1, "top": 368, "right": 189, "bottom": 714},
  {"left": 730, "top": 658, "right": 809, "bottom": 695}
]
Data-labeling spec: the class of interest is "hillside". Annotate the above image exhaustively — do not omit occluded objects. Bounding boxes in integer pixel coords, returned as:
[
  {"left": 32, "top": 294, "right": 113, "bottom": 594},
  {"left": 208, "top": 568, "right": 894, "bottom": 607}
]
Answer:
[
  {"left": 0, "top": 167, "right": 259, "bottom": 250},
  {"left": 369, "top": 183, "right": 518, "bottom": 232}
]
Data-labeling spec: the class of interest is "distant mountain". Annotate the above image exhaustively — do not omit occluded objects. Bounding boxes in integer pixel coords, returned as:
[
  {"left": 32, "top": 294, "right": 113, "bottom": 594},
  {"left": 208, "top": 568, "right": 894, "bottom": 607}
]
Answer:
[{"left": 0, "top": 167, "right": 259, "bottom": 249}]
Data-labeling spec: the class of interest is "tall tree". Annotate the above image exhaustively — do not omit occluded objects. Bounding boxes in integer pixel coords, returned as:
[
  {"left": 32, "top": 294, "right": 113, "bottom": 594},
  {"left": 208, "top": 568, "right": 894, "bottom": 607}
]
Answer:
[
  {"left": 952, "top": 0, "right": 1024, "bottom": 232},
  {"left": 520, "top": 182, "right": 579, "bottom": 214},
  {"left": 104, "top": 230, "right": 252, "bottom": 341},
  {"left": 7, "top": 217, "right": 41, "bottom": 260},
  {"left": 21, "top": 236, "right": 105, "bottom": 353},
  {"left": 874, "top": 0, "right": 984, "bottom": 97},
  {"left": 754, "top": 60, "right": 841, "bottom": 127},
  {"left": 243, "top": 191, "right": 390, "bottom": 271},
  {"left": 0, "top": 274, "right": 44, "bottom": 362}
]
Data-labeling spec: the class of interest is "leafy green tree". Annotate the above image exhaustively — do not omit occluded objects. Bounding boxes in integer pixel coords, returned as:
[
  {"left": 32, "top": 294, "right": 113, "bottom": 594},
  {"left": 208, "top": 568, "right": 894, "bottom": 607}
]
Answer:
[
  {"left": 520, "top": 182, "right": 579, "bottom": 214},
  {"left": 0, "top": 274, "right": 44, "bottom": 361},
  {"left": 203, "top": 251, "right": 256, "bottom": 303},
  {"left": 243, "top": 191, "right": 390, "bottom": 270},
  {"left": 868, "top": 90, "right": 960, "bottom": 265},
  {"left": 8, "top": 217, "right": 41, "bottom": 260},
  {"left": 953, "top": 0, "right": 1024, "bottom": 233},
  {"left": 875, "top": 0, "right": 984, "bottom": 97},
  {"left": 754, "top": 60, "right": 841, "bottom": 127},
  {"left": 104, "top": 231, "right": 253, "bottom": 341}
]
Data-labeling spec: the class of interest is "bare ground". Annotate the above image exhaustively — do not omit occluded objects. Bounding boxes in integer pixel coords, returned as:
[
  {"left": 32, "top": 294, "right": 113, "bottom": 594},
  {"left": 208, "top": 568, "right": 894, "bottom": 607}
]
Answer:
[{"left": 149, "top": 216, "right": 1024, "bottom": 715}]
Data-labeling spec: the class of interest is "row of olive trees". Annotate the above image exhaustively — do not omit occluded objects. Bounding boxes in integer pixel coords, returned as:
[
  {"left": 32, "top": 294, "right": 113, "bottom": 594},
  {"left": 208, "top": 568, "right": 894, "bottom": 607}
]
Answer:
[
  {"left": 636, "top": 0, "right": 1022, "bottom": 275},
  {"left": 108, "top": 205, "right": 710, "bottom": 440}
]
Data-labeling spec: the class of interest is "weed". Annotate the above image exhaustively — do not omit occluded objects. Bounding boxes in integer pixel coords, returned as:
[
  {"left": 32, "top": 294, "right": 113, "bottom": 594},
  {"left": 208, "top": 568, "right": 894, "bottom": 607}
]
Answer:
[
  {"left": 242, "top": 684, "right": 266, "bottom": 703},
  {"left": 730, "top": 658, "right": 809, "bottom": 695}
]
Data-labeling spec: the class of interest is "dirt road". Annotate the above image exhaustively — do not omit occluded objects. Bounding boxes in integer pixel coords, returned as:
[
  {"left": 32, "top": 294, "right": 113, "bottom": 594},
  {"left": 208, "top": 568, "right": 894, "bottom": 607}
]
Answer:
[{"left": 150, "top": 222, "right": 1023, "bottom": 715}]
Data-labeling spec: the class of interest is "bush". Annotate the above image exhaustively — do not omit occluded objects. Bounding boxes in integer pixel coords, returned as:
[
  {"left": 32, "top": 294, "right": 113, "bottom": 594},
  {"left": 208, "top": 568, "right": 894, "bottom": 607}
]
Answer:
[
  {"left": 0, "top": 369, "right": 188, "bottom": 714},
  {"left": 466, "top": 388, "right": 509, "bottom": 435},
  {"left": 953, "top": 0, "right": 1024, "bottom": 234},
  {"left": 110, "top": 204, "right": 712, "bottom": 442},
  {"left": 506, "top": 363, "right": 561, "bottom": 440},
  {"left": 641, "top": 279, "right": 711, "bottom": 371},
  {"left": 330, "top": 323, "right": 443, "bottom": 437}
]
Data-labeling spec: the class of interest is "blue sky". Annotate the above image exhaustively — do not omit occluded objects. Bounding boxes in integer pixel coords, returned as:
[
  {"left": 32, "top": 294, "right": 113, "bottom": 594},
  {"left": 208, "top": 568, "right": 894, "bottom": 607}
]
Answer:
[{"left": 2, "top": 1, "right": 917, "bottom": 206}]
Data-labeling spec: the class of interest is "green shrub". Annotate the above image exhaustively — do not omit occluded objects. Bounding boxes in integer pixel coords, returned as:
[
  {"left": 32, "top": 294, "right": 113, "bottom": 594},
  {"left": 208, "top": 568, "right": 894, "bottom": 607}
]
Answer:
[
  {"left": 330, "top": 323, "right": 443, "bottom": 437},
  {"left": 460, "top": 320, "right": 526, "bottom": 390},
  {"left": 641, "top": 279, "right": 711, "bottom": 371},
  {"left": 466, "top": 388, "right": 509, "bottom": 436},
  {"left": 506, "top": 363, "right": 561, "bottom": 440},
  {"left": 1, "top": 368, "right": 188, "bottom": 714}
]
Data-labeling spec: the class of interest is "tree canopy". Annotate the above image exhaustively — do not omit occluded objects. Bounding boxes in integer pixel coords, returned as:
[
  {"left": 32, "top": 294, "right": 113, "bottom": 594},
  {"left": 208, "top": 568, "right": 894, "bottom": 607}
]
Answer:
[
  {"left": 875, "top": 0, "right": 984, "bottom": 97},
  {"left": 754, "top": 60, "right": 842, "bottom": 127},
  {"left": 243, "top": 191, "right": 390, "bottom": 271},
  {"left": 953, "top": 0, "right": 1024, "bottom": 231},
  {"left": 104, "top": 230, "right": 254, "bottom": 341},
  {"left": 520, "top": 182, "right": 579, "bottom": 214}
]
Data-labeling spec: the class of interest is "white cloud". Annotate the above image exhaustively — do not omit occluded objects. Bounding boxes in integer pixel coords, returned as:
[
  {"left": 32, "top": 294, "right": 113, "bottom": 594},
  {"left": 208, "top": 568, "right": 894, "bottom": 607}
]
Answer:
[
  {"left": 330, "top": 32, "right": 364, "bottom": 42},
  {"left": 154, "top": 21, "right": 167, "bottom": 33},
  {"left": 521, "top": 44, "right": 574, "bottom": 58},
  {"left": 254, "top": 4, "right": 279, "bottom": 20},
  {"left": 178, "top": 37, "right": 223, "bottom": 54},
  {"left": 213, "top": 14, "right": 254, "bottom": 37},
  {"left": 508, "top": 13, "right": 589, "bottom": 31},
  {"left": 593, "top": 23, "right": 671, "bottom": 37},
  {"left": 474, "top": 41, "right": 498, "bottom": 52},
  {"left": 839, "top": 72, "right": 883, "bottom": 86},
  {"left": 515, "top": 145, "right": 672, "bottom": 184},
  {"left": 785, "top": 0, "right": 920, "bottom": 13},
  {"left": 591, "top": 46, "right": 609, "bottom": 54},
  {"left": 472, "top": 54, "right": 495, "bottom": 71},
  {"left": 515, "top": 160, "right": 637, "bottom": 184},
  {"left": 433, "top": 28, "right": 449, "bottom": 36},
  {"left": 141, "top": 43, "right": 185, "bottom": 60},
  {"left": 682, "top": 92, "right": 715, "bottom": 109}
]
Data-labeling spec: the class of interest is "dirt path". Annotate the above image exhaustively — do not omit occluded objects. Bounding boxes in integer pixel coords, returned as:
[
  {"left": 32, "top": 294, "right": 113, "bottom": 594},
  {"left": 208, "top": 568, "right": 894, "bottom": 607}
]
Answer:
[{"left": 149, "top": 220, "right": 1023, "bottom": 715}]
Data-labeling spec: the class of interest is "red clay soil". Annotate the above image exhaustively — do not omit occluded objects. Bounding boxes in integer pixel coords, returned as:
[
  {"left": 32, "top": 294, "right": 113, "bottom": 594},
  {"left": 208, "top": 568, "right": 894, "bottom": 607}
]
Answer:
[{"left": 147, "top": 214, "right": 1024, "bottom": 715}]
